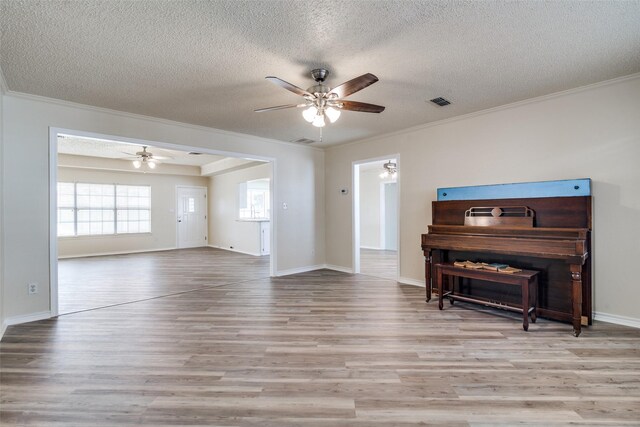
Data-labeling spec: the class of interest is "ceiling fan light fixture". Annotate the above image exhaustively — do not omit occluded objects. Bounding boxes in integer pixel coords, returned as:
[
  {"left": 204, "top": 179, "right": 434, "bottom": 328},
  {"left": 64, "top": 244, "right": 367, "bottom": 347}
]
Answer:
[
  {"left": 380, "top": 160, "right": 397, "bottom": 180},
  {"left": 132, "top": 160, "right": 141, "bottom": 169},
  {"left": 325, "top": 107, "right": 341, "bottom": 123},
  {"left": 257, "top": 69, "right": 384, "bottom": 128},
  {"left": 147, "top": 161, "right": 156, "bottom": 169},
  {"left": 312, "top": 114, "right": 325, "bottom": 128},
  {"left": 302, "top": 106, "right": 317, "bottom": 123}
]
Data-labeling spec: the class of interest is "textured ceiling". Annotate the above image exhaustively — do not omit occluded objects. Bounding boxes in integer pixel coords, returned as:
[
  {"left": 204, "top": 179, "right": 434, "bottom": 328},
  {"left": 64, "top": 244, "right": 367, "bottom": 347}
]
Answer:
[{"left": 2, "top": 1, "right": 640, "bottom": 147}]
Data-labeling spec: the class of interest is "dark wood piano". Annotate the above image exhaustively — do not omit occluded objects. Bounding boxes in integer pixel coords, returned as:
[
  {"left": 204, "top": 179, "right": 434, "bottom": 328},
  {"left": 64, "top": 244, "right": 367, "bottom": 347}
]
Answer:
[{"left": 421, "top": 196, "right": 591, "bottom": 336}]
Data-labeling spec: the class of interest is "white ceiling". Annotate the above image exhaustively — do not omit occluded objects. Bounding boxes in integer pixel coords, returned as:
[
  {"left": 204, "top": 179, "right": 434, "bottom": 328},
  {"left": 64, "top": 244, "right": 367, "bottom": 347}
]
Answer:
[
  {"left": 58, "top": 135, "right": 225, "bottom": 166},
  {"left": 2, "top": 1, "right": 639, "bottom": 147}
]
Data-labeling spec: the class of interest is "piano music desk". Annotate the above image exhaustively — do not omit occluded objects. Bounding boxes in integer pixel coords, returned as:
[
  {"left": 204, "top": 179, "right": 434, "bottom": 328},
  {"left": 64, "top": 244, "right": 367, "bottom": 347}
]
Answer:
[{"left": 435, "top": 263, "right": 539, "bottom": 332}]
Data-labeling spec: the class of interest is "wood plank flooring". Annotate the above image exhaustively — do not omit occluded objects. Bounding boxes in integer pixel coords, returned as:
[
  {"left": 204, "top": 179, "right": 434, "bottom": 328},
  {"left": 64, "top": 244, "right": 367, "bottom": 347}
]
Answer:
[
  {"left": 2, "top": 267, "right": 640, "bottom": 426},
  {"left": 58, "top": 247, "right": 270, "bottom": 314},
  {"left": 360, "top": 248, "right": 398, "bottom": 280}
]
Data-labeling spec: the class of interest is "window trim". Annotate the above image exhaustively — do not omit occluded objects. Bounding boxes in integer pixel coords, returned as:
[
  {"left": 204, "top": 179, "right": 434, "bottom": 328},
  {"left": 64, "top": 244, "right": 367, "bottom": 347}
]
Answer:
[
  {"left": 237, "top": 178, "right": 270, "bottom": 221},
  {"left": 57, "top": 182, "right": 151, "bottom": 237}
]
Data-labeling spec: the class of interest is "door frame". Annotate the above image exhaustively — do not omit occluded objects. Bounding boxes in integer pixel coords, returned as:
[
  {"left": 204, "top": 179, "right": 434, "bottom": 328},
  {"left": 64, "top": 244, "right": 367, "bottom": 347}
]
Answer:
[
  {"left": 49, "top": 127, "right": 277, "bottom": 317},
  {"left": 352, "top": 154, "right": 400, "bottom": 279},
  {"left": 176, "top": 185, "right": 208, "bottom": 249}
]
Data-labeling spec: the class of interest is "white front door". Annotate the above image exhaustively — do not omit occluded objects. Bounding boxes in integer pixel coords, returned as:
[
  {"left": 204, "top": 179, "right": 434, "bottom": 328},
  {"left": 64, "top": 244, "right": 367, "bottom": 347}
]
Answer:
[{"left": 177, "top": 186, "right": 207, "bottom": 248}]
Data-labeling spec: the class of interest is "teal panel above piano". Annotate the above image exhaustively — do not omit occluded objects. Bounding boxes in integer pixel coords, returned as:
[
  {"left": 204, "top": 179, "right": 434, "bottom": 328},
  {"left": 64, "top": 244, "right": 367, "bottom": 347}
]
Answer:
[{"left": 437, "top": 178, "right": 591, "bottom": 201}]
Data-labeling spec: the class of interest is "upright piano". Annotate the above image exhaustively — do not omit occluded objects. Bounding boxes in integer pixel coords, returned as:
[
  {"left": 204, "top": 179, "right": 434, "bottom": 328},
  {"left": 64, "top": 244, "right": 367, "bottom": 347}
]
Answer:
[{"left": 421, "top": 195, "right": 591, "bottom": 336}]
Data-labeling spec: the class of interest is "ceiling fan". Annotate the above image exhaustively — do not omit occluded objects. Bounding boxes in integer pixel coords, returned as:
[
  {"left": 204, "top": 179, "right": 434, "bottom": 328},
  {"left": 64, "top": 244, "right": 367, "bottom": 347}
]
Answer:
[
  {"left": 121, "top": 146, "right": 171, "bottom": 169},
  {"left": 255, "top": 68, "right": 385, "bottom": 127}
]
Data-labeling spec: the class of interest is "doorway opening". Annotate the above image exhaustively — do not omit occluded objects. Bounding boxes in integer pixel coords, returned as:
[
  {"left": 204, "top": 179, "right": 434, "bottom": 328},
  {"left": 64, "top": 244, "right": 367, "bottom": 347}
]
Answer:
[
  {"left": 50, "top": 128, "right": 275, "bottom": 315},
  {"left": 353, "top": 156, "right": 400, "bottom": 280}
]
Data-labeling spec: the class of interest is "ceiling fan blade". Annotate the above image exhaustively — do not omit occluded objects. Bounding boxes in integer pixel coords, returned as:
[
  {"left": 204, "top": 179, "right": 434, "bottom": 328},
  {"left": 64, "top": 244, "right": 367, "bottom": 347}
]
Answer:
[
  {"left": 329, "top": 73, "right": 379, "bottom": 98},
  {"left": 255, "top": 103, "right": 307, "bottom": 113},
  {"left": 265, "top": 77, "right": 312, "bottom": 97},
  {"left": 340, "top": 100, "right": 385, "bottom": 113},
  {"left": 119, "top": 151, "right": 172, "bottom": 160}
]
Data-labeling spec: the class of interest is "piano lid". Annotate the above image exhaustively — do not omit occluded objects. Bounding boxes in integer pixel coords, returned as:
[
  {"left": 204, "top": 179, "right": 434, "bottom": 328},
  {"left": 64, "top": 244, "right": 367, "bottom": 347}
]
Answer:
[
  {"left": 427, "top": 225, "right": 589, "bottom": 240},
  {"left": 421, "top": 229, "right": 588, "bottom": 263}
]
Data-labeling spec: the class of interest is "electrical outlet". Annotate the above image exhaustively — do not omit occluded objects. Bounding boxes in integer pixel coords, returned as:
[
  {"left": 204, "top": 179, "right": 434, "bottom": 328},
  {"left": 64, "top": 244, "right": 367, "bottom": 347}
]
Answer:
[{"left": 28, "top": 283, "right": 38, "bottom": 295}]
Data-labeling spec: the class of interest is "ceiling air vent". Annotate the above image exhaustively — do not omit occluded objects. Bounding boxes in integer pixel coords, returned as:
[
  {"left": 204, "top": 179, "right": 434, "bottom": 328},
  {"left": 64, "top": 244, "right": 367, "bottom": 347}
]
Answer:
[
  {"left": 430, "top": 97, "right": 451, "bottom": 106},
  {"left": 291, "top": 138, "right": 316, "bottom": 144},
  {"left": 188, "top": 152, "right": 203, "bottom": 155}
]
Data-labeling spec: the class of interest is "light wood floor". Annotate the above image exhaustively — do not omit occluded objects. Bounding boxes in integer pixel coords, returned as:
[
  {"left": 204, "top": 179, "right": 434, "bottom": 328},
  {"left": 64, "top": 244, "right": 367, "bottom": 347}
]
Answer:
[
  {"left": 360, "top": 248, "right": 398, "bottom": 280},
  {"left": 2, "top": 266, "right": 640, "bottom": 425},
  {"left": 58, "top": 247, "right": 270, "bottom": 314}
]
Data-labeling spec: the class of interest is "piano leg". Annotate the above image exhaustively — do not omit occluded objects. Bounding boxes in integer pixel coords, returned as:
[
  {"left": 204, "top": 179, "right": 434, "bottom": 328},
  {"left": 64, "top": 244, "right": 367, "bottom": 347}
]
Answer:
[
  {"left": 531, "top": 276, "right": 538, "bottom": 324},
  {"left": 424, "top": 251, "right": 432, "bottom": 302},
  {"left": 450, "top": 276, "right": 456, "bottom": 305},
  {"left": 522, "top": 276, "right": 529, "bottom": 332},
  {"left": 436, "top": 265, "right": 444, "bottom": 311},
  {"left": 570, "top": 264, "right": 583, "bottom": 337}
]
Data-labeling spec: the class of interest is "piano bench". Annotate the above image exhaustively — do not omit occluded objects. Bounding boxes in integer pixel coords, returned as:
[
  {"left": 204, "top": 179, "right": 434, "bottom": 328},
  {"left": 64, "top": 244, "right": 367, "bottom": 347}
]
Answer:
[{"left": 434, "top": 263, "right": 539, "bottom": 331}]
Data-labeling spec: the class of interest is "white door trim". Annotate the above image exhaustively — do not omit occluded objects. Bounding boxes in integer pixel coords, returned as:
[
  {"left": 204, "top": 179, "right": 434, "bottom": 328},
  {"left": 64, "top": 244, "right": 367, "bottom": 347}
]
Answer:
[{"left": 49, "top": 129, "right": 59, "bottom": 317}]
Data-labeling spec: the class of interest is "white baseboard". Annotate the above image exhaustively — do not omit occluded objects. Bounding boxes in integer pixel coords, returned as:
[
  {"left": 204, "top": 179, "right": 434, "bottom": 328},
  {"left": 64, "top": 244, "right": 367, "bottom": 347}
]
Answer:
[
  {"left": 275, "top": 264, "right": 354, "bottom": 277},
  {"left": 58, "top": 247, "right": 176, "bottom": 259},
  {"left": 323, "top": 264, "right": 354, "bottom": 274},
  {"left": 3, "top": 311, "right": 52, "bottom": 329},
  {"left": 208, "top": 245, "right": 262, "bottom": 257},
  {"left": 398, "top": 276, "right": 425, "bottom": 287},
  {"left": 594, "top": 312, "right": 640, "bottom": 329},
  {"left": 275, "top": 264, "right": 326, "bottom": 277},
  {"left": 360, "top": 245, "right": 383, "bottom": 250}
]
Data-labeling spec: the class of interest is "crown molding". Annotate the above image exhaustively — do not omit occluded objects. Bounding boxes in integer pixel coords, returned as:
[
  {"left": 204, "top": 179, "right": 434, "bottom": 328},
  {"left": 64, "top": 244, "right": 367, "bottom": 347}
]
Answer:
[
  {"left": 328, "top": 72, "right": 640, "bottom": 151},
  {"left": 58, "top": 153, "right": 204, "bottom": 177},
  {"left": 3, "top": 90, "right": 324, "bottom": 152},
  {"left": 5, "top": 72, "right": 639, "bottom": 153}
]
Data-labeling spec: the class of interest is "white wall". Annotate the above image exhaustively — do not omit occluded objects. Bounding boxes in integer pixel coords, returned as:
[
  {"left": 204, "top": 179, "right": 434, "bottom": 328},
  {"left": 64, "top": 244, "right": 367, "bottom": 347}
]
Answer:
[
  {"left": 325, "top": 75, "right": 640, "bottom": 322},
  {"left": 383, "top": 182, "right": 398, "bottom": 251},
  {"left": 359, "top": 169, "right": 395, "bottom": 249},
  {"left": 57, "top": 166, "right": 209, "bottom": 258},
  {"left": 1, "top": 93, "right": 325, "bottom": 322},
  {"left": 208, "top": 163, "right": 271, "bottom": 256}
]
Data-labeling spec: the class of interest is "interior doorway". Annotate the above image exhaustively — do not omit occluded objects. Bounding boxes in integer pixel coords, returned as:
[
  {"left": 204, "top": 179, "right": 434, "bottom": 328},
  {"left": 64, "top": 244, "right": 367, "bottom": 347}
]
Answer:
[
  {"left": 50, "top": 128, "right": 275, "bottom": 316},
  {"left": 177, "top": 186, "right": 208, "bottom": 248},
  {"left": 353, "top": 156, "right": 400, "bottom": 280}
]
